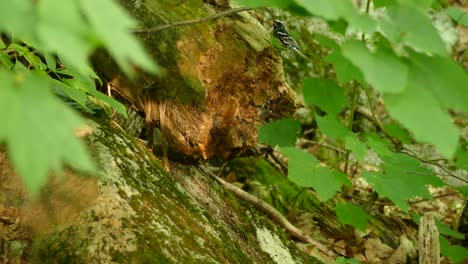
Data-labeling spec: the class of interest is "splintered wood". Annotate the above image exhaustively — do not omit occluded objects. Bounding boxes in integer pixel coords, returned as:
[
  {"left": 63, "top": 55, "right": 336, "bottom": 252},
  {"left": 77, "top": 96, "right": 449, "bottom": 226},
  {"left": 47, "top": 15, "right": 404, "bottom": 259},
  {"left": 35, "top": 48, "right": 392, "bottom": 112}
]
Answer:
[
  {"left": 419, "top": 214, "right": 440, "bottom": 264},
  {"left": 94, "top": 2, "right": 298, "bottom": 160}
]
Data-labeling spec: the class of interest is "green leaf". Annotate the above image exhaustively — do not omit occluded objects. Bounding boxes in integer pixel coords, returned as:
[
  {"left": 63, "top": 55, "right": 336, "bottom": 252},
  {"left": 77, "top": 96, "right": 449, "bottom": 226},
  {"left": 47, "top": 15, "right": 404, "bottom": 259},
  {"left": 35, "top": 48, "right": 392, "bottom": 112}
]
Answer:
[
  {"left": 409, "top": 52, "right": 468, "bottom": 113},
  {"left": 313, "top": 33, "right": 340, "bottom": 51},
  {"left": 235, "top": 0, "right": 295, "bottom": 8},
  {"left": 335, "top": 257, "right": 361, "bottom": 264},
  {"left": 445, "top": 7, "right": 468, "bottom": 26},
  {"left": 383, "top": 64, "right": 459, "bottom": 158},
  {"left": 455, "top": 145, "right": 468, "bottom": 171},
  {"left": 344, "top": 135, "right": 368, "bottom": 161},
  {"left": 295, "top": 0, "right": 340, "bottom": 20},
  {"left": 325, "top": 51, "right": 365, "bottom": 85},
  {"left": 379, "top": 5, "right": 448, "bottom": 56},
  {"left": 302, "top": 78, "right": 349, "bottom": 116},
  {"left": 0, "top": 0, "right": 35, "bottom": 37},
  {"left": 316, "top": 115, "right": 367, "bottom": 160},
  {"left": 37, "top": 0, "right": 95, "bottom": 75},
  {"left": 0, "top": 38, "right": 5, "bottom": 49},
  {"left": 364, "top": 132, "right": 394, "bottom": 158},
  {"left": 362, "top": 153, "right": 445, "bottom": 211},
  {"left": 258, "top": 118, "right": 301, "bottom": 147},
  {"left": 0, "top": 70, "right": 96, "bottom": 197},
  {"left": 8, "top": 43, "right": 47, "bottom": 70},
  {"left": 296, "top": 0, "right": 376, "bottom": 33},
  {"left": 342, "top": 41, "right": 408, "bottom": 93},
  {"left": 316, "top": 115, "right": 349, "bottom": 139},
  {"left": 63, "top": 77, "right": 128, "bottom": 117},
  {"left": 44, "top": 53, "right": 57, "bottom": 71},
  {"left": 436, "top": 220, "right": 465, "bottom": 240},
  {"left": 0, "top": 53, "right": 14, "bottom": 69},
  {"left": 373, "top": 0, "right": 397, "bottom": 8},
  {"left": 80, "top": 0, "right": 160, "bottom": 76},
  {"left": 440, "top": 236, "right": 468, "bottom": 263},
  {"left": 335, "top": 202, "right": 372, "bottom": 231},
  {"left": 383, "top": 123, "right": 411, "bottom": 144},
  {"left": 397, "top": 0, "right": 433, "bottom": 9},
  {"left": 281, "top": 147, "right": 351, "bottom": 201},
  {"left": 281, "top": 147, "right": 320, "bottom": 167},
  {"left": 456, "top": 186, "right": 468, "bottom": 198},
  {"left": 235, "top": 0, "right": 309, "bottom": 15},
  {"left": 53, "top": 80, "right": 88, "bottom": 107},
  {"left": 7, "top": 43, "right": 46, "bottom": 70},
  {"left": 87, "top": 88, "right": 128, "bottom": 117}
]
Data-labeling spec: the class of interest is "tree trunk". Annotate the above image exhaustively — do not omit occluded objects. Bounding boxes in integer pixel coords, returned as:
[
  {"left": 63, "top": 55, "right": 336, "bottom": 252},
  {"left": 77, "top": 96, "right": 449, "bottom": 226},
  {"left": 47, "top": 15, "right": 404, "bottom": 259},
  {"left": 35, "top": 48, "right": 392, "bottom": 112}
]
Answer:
[
  {"left": 0, "top": 117, "right": 319, "bottom": 263},
  {"left": 93, "top": 0, "right": 297, "bottom": 160}
]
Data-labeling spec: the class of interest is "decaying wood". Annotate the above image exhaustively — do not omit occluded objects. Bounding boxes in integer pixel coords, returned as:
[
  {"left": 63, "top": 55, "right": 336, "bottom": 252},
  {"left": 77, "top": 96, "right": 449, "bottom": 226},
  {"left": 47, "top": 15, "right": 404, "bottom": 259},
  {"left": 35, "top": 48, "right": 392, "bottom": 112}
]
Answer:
[
  {"left": 94, "top": 0, "right": 297, "bottom": 160},
  {"left": 419, "top": 214, "right": 440, "bottom": 264}
]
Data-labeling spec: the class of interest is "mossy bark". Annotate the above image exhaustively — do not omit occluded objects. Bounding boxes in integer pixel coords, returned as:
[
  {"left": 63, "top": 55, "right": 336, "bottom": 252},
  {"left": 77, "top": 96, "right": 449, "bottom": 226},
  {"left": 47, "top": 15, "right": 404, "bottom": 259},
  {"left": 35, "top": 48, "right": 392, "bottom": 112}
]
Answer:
[
  {"left": 8, "top": 117, "right": 317, "bottom": 263},
  {"left": 93, "top": 0, "right": 297, "bottom": 160}
]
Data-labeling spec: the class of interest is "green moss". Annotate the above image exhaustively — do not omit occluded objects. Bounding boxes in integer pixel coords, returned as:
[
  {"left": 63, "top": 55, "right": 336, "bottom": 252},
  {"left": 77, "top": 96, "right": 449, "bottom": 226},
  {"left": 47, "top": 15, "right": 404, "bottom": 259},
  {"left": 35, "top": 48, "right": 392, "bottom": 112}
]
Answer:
[
  {"left": 30, "top": 117, "right": 318, "bottom": 263},
  {"left": 137, "top": 253, "right": 172, "bottom": 264}
]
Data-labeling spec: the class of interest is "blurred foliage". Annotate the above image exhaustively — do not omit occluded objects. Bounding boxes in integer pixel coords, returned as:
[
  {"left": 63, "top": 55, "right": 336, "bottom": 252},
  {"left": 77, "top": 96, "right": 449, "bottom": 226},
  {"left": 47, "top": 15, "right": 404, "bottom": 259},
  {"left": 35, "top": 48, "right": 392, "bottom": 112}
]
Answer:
[
  {"left": 253, "top": 0, "right": 468, "bottom": 262},
  {"left": 0, "top": 0, "right": 160, "bottom": 197}
]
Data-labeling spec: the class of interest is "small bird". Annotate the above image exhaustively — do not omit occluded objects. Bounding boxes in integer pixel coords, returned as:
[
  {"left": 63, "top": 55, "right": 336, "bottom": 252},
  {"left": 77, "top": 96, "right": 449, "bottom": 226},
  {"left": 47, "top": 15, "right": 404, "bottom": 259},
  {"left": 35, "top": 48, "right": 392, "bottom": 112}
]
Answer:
[{"left": 272, "top": 20, "right": 309, "bottom": 60}]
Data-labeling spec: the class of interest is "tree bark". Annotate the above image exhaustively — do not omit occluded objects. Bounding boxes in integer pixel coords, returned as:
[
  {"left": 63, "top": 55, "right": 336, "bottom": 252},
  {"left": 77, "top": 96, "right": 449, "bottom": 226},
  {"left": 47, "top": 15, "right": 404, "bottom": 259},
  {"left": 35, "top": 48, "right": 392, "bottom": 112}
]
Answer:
[
  {"left": 93, "top": 0, "right": 297, "bottom": 160},
  {"left": 0, "top": 117, "right": 319, "bottom": 263}
]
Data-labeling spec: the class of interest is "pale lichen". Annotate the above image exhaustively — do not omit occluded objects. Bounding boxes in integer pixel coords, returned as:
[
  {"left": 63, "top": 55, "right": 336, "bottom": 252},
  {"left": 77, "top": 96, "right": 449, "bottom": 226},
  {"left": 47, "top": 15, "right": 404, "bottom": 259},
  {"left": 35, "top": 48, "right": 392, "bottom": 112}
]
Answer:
[{"left": 256, "top": 227, "right": 298, "bottom": 264}]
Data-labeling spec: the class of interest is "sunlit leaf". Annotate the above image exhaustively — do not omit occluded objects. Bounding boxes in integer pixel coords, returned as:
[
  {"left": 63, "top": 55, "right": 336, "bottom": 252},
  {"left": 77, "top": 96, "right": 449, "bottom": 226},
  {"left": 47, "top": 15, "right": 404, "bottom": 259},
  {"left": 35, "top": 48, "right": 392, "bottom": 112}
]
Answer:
[
  {"left": 316, "top": 115, "right": 349, "bottom": 139},
  {"left": 258, "top": 118, "right": 301, "bottom": 147},
  {"left": 408, "top": 51, "right": 468, "bottom": 113},
  {"left": 383, "top": 123, "right": 411, "bottom": 144},
  {"left": 296, "top": 0, "right": 376, "bottom": 33},
  {"left": 37, "top": 0, "right": 95, "bottom": 75},
  {"left": 0, "top": 53, "right": 14, "bottom": 69},
  {"left": 455, "top": 145, "right": 468, "bottom": 171},
  {"left": 316, "top": 115, "right": 368, "bottom": 160},
  {"left": 302, "top": 78, "right": 349, "bottom": 116},
  {"left": 362, "top": 153, "right": 445, "bottom": 211},
  {"left": 440, "top": 236, "right": 468, "bottom": 263},
  {"left": 445, "top": 7, "right": 468, "bottom": 26},
  {"left": 325, "top": 51, "right": 365, "bottom": 85},
  {"left": 342, "top": 41, "right": 408, "bottom": 93},
  {"left": 379, "top": 5, "right": 448, "bottom": 56},
  {"left": 0, "top": 0, "right": 35, "bottom": 37},
  {"left": 383, "top": 63, "right": 459, "bottom": 157},
  {"left": 0, "top": 70, "right": 96, "bottom": 197},
  {"left": 80, "top": 0, "right": 160, "bottom": 76},
  {"left": 282, "top": 147, "right": 351, "bottom": 201},
  {"left": 344, "top": 135, "right": 368, "bottom": 161},
  {"left": 336, "top": 202, "right": 372, "bottom": 231}
]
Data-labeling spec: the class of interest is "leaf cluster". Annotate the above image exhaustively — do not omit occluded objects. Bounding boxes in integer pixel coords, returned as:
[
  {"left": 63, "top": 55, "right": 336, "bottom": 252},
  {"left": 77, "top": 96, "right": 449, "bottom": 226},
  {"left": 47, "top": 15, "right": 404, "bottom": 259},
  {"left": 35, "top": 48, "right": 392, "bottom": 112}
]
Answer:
[
  {"left": 252, "top": 0, "right": 468, "bottom": 261},
  {"left": 0, "top": 0, "right": 159, "bottom": 197}
]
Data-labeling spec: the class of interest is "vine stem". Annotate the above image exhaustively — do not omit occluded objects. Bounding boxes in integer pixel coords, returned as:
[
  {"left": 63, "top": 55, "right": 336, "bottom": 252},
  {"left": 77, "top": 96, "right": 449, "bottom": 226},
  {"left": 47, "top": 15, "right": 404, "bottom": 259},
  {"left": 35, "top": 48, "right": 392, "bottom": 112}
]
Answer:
[
  {"left": 199, "top": 164, "right": 337, "bottom": 258},
  {"left": 345, "top": 0, "right": 372, "bottom": 173},
  {"left": 344, "top": 83, "right": 360, "bottom": 174}
]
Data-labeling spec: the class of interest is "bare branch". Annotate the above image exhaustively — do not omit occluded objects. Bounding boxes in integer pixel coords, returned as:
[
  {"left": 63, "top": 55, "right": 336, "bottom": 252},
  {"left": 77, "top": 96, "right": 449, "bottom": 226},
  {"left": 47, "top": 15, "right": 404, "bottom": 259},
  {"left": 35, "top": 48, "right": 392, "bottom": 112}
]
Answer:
[
  {"left": 199, "top": 164, "right": 337, "bottom": 258},
  {"left": 132, "top": 7, "right": 259, "bottom": 34}
]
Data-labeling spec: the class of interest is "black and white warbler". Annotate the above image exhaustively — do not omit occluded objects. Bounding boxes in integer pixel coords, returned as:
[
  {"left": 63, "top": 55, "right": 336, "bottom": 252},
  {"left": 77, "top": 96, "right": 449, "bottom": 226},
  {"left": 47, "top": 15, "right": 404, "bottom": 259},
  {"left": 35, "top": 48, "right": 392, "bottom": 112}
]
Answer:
[{"left": 273, "top": 20, "right": 309, "bottom": 59}]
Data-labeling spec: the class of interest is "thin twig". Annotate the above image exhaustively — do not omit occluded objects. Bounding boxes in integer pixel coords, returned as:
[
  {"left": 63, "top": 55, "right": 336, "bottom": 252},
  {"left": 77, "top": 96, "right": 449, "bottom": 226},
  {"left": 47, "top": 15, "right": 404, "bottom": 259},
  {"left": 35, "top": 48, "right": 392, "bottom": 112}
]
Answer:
[
  {"left": 199, "top": 164, "right": 336, "bottom": 258},
  {"left": 265, "top": 146, "right": 288, "bottom": 175},
  {"left": 345, "top": 83, "right": 360, "bottom": 173},
  {"left": 409, "top": 192, "right": 460, "bottom": 205},
  {"left": 132, "top": 7, "right": 259, "bottom": 34},
  {"left": 297, "top": 139, "right": 346, "bottom": 154},
  {"left": 400, "top": 150, "right": 468, "bottom": 184}
]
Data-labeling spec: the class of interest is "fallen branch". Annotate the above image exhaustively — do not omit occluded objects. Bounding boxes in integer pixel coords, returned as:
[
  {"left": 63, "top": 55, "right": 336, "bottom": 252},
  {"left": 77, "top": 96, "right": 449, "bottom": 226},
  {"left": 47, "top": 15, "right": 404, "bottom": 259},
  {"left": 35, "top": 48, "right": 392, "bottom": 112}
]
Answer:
[
  {"left": 132, "top": 7, "right": 258, "bottom": 34},
  {"left": 199, "top": 164, "right": 337, "bottom": 259}
]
